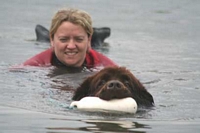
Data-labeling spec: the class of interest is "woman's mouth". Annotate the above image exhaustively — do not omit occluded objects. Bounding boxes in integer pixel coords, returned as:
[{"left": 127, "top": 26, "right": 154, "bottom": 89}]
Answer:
[{"left": 64, "top": 51, "right": 77, "bottom": 56}]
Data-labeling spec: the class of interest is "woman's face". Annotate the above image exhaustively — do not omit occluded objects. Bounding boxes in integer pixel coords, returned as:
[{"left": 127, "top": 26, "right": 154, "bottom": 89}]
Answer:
[{"left": 50, "top": 22, "right": 91, "bottom": 67}]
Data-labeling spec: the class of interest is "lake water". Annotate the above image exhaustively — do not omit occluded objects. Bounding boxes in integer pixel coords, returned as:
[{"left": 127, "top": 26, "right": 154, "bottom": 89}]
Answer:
[{"left": 0, "top": 0, "right": 200, "bottom": 132}]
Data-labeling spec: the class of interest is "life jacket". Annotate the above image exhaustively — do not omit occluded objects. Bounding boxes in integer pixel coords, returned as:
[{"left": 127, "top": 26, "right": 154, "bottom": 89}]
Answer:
[{"left": 23, "top": 48, "right": 117, "bottom": 68}]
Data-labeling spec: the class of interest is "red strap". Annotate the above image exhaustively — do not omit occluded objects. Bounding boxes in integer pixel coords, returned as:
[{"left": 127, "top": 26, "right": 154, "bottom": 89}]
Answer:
[{"left": 23, "top": 48, "right": 117, "bottom": 67}]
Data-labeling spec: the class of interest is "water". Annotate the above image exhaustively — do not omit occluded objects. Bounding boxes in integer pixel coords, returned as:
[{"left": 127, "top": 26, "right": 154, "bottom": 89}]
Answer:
[{"left": 0, "top": 0, "right": 200, "bottom": 132}]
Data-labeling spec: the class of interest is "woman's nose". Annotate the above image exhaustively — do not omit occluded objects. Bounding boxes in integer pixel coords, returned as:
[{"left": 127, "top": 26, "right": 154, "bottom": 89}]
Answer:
[{"left": 67, "top": 39, "right": 76, "bottom": 49}]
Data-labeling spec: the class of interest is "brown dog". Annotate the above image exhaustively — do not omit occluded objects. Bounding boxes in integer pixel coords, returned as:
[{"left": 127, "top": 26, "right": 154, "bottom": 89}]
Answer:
[{"left": 72, "top": 66, "right": 154, "bottom": 107}]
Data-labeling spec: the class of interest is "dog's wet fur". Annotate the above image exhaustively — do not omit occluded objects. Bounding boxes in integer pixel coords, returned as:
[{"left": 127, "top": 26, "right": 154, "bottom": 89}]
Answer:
[{"left": 72, "top": 66, "right": 154, "bottom": 108}]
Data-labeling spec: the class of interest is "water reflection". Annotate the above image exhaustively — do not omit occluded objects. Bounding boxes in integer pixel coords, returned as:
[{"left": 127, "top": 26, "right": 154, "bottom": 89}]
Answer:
[
  {"left": 47, "top": 119, "right": 150, "bottom": 133},
  {"left": 81, "top": 119, "right": 149, "bottom": 133}
]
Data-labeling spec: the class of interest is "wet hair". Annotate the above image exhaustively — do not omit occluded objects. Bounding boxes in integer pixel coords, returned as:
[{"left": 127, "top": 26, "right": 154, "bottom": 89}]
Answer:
[{"left": 49, "top": 8, "right": 93, "bottom": 39}]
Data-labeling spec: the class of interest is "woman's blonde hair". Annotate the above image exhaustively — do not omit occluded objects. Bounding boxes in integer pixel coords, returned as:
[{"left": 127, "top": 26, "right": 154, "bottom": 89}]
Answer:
[{"left": 50, "top": 8, "right": 93, "bottom": 39}]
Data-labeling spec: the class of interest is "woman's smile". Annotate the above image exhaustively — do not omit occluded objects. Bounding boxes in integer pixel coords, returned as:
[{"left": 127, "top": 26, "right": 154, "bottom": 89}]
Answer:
[{"left": 64, "top": 51, "right": 78, "bottom": 56}]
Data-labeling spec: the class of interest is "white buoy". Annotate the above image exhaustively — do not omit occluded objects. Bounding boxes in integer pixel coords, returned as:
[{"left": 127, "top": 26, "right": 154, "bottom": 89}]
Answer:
[{"left": 70, "top": 97, "right": 137, "bottom": 114}]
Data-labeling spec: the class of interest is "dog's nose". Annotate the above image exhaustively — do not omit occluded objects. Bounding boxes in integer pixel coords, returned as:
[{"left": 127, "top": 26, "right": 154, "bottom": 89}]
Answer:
[{"left": 107, "top": 80, "right": 122, "bottom": 90}]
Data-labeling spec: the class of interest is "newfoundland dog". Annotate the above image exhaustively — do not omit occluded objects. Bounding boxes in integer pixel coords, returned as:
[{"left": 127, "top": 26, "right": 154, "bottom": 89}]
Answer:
[{"left": 72, "top": 66, "right": 154, "bottom": 107}]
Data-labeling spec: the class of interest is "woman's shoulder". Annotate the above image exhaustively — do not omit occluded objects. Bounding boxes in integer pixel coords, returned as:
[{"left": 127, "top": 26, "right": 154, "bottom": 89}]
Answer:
[
  {"left": 23, "top": 48, "right": 53, "bottom": 66},
  {"left": 86, "top": 49, "right": 117, "bottom": 68}
]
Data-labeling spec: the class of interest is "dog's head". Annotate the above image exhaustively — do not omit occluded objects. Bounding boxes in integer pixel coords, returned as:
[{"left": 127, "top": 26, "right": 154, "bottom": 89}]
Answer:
[{"left": 72, "top": 66, "right": 154, "bottom": 107}]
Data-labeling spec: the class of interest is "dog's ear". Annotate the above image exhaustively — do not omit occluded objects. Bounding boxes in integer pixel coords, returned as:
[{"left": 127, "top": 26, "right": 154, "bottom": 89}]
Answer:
[
  {"left": 137, "top": 90, "right": 154, "bottom": 107},
  {"left": 72, "top": 76, "right": 93, "bottom": 101},
  {"left": 130, "top": 79, "right": 154, "bottom": 107},
  {"left": 131, "top": 89, "right": 154, "bottom": 107}
]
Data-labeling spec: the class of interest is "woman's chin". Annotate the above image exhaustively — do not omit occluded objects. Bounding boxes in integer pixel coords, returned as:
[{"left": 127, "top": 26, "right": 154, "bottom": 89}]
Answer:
[{"left": 64, "top": 61, "right": 81, "bottom": 67}]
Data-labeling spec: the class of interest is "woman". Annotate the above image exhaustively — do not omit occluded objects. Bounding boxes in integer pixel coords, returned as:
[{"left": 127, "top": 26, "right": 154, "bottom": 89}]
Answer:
[{"left": 23, "top": 8, "right": 116, "bottom": 69}]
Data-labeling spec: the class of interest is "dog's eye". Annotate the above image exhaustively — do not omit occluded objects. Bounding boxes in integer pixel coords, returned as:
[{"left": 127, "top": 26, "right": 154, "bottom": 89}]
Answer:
[
  {"left": 97, "top": 80, "right": 106, "bottom": 87},
  {"left": 124, "top": 80, "right": 130, "bottom": 87}
]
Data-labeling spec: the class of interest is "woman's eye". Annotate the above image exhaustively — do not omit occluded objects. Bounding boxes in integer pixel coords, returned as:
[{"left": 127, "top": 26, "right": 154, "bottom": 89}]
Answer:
[
  {"left": 75, "top": 38, "right": 84, "bottom": 42},
  {"left": 60, "top": 38, "right": 68, "bottom": 42}
]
